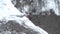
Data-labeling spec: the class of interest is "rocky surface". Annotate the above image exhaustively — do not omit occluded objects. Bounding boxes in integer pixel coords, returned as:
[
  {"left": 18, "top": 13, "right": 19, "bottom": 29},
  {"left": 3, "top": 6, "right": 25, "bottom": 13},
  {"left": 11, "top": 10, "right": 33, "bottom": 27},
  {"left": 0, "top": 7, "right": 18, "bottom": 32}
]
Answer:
[
  {"left": 0, "top": 20, "right": 39, "bottom": 34},
  {"left": 30, "top": 13, "right": 60, "bottom": 34},
  {"left": 0, "top": 0, "right": 60, "bottom": 34}
]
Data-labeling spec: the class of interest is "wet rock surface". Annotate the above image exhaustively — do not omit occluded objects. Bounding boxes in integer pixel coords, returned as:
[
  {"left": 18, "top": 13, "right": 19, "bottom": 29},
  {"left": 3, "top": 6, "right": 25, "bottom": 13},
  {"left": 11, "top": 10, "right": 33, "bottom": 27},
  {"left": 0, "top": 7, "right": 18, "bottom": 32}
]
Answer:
[{"left": 30, "top": 14, "right": 60, "bottom": 34}]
